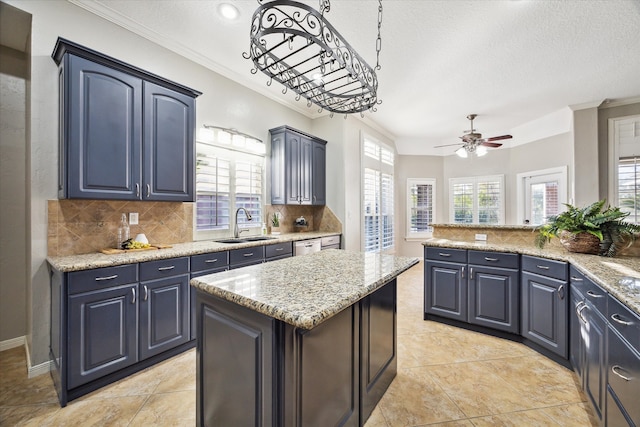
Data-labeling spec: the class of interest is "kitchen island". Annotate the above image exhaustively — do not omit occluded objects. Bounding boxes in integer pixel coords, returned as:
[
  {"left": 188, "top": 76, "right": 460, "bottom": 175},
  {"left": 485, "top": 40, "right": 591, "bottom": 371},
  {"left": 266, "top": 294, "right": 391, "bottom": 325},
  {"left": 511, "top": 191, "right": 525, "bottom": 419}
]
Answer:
[{"left": 190, "top": 249, "right": 419, "bottom": 427}]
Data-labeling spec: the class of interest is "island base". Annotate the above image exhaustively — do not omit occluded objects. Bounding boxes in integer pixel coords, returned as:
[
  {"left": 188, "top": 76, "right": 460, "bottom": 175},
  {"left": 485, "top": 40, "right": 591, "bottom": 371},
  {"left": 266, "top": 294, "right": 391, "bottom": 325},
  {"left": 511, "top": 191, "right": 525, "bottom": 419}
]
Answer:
[{"left": 196, "top": 279, "right": 397, "bottom": 426}]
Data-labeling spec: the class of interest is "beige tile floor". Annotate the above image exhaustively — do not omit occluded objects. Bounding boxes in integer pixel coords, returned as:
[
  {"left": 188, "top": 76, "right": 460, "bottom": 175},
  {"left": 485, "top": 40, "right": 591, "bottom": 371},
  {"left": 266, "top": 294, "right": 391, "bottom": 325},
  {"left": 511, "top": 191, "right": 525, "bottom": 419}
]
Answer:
[{"left": 0, "top": 262, "right": 597, "bottom": 426}]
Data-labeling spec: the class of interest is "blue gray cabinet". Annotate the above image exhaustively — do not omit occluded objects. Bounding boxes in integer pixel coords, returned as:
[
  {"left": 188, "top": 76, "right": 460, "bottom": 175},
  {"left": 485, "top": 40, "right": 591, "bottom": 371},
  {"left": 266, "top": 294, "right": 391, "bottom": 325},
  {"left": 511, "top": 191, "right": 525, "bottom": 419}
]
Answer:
[
  {"left": 521, "top": 256, "right": 569, "bottom": 358},
  {"left": 424, "top": 248, "right": 468, "bottom": 321},
  {"left": 270, "top": 126, "right": 327, "bottom": 205},
  {"left": 569, "top": 267, "right": 606, "bottom": 422},
  {"left": 139, "top": 257, "right": 190, "bottom": 359},
  {"left": 190, "top": 251, "right": 230, "bottom": 341},
  {"left": 606, "top": 294, "right": 640, "bottom": 426},
  {"left": 467, "top": 251, "right": 519, "bottom": 334},
  {"left": 52, "top": 38, "right": 199, "bottom": 201}
]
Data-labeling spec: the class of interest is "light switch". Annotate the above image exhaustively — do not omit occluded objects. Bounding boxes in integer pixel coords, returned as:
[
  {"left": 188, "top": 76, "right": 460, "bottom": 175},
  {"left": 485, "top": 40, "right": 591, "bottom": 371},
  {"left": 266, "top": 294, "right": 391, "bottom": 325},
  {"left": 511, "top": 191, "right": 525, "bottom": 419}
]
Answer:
[{"left": 129, "top": 212, "right": 139, "bottom": 225}]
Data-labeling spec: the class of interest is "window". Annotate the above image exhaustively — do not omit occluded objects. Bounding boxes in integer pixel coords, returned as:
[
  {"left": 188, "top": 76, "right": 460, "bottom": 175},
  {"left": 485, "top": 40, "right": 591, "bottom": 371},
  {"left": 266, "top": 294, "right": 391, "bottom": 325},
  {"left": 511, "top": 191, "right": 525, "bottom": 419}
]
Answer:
[
  {"left": 362, "top": 136, "right": 394, "bottom": 253},
  {"left": 449, "top": 175, "right": 505, "bottom": 224},
  {"left": 516, "top": 167, "right": 567, "bottom": 225},
  {"left": 609, "top": 115, "right": 640, "bottom": 224},
  {"left": 195, "top": 128, "right": 265, "bottom": 239},
  {"left": 618, "top": 157, "right": 639, "bottom": 223},
  {"left": 406, "top": 179, "right": 435, "bottom": 239}
]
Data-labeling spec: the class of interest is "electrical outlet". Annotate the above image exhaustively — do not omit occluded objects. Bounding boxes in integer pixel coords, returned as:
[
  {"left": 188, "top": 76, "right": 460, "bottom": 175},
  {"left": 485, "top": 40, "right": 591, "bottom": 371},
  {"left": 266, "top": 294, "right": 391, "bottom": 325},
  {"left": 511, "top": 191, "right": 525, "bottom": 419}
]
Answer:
[
  {"left": 129, "top": 212, "right": 139, "bottom": 225},
  {"left": 475, "top": 233, "right": 487, "bottom": 241}
]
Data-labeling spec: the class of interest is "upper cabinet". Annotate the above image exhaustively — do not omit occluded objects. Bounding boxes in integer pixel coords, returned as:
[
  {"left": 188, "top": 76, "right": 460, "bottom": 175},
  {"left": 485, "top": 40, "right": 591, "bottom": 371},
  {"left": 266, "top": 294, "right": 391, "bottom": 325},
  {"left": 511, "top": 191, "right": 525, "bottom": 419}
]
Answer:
[
  {"left": 270, "top": 126, "right": 326, "bottom": 205},
  {"left": 52, "top": 38, "right": 201, "bottom": 201}
]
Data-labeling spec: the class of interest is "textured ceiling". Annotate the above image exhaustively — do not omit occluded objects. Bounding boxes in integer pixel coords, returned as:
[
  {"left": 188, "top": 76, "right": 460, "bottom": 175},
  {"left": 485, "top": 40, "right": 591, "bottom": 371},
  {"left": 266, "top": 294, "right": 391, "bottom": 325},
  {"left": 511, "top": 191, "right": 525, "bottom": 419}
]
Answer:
[{"left": 72, "top": 0, "right": 640, "bottom": 155}]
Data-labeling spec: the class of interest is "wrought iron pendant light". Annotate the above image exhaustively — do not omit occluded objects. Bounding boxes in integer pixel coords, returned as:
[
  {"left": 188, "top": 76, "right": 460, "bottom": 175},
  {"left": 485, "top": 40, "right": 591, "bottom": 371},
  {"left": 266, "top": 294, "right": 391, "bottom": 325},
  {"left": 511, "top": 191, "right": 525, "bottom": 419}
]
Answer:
[{"left": 243, "top": 0, "right": 383, "bottom": 116}]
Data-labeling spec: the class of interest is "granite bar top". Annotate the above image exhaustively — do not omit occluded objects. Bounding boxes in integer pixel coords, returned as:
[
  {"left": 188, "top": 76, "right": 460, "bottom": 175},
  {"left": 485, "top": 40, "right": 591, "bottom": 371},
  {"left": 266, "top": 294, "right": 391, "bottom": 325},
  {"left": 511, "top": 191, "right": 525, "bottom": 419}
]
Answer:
[
  {"left": 191, "top": 250, "right": 419, "bottom": 330},
  {"left": 47, "top": 232, "right": 340, "bottom": 272},
  {"left": 423, "top": 238, "right": 640, "bottom": 317},
  {"left": 430, "top": 223, "right": 536, "bottom": 231}
]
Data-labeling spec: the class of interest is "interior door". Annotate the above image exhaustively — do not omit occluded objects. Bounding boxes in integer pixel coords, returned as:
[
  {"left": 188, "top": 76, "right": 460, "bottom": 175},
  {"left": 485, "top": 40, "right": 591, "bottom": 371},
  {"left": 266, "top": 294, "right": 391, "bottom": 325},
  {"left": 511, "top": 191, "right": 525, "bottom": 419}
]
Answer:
[{"left": 523, "top": 174, "right": 562, "bottom": 225}]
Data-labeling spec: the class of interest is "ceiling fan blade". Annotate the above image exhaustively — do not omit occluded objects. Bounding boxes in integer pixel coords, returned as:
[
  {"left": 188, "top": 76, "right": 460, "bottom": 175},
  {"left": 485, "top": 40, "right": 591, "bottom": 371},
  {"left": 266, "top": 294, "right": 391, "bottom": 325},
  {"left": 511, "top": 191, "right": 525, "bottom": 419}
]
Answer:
[
  {"left": 483, "top": 134, "right": 512, "bottom": 142},
  {"left": 479, "top": 142, "right": 503, "bottom": 148},
  {"left": 433, "top": 142, "right": 464, "bottom": 148}
]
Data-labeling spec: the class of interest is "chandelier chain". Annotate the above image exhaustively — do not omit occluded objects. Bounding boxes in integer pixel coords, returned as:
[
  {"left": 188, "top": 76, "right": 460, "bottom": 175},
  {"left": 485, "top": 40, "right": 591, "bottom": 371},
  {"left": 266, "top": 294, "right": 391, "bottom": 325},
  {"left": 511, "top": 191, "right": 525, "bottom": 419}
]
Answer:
[{"left": 376, "top": 0, "right": 383, "bottom": 70}]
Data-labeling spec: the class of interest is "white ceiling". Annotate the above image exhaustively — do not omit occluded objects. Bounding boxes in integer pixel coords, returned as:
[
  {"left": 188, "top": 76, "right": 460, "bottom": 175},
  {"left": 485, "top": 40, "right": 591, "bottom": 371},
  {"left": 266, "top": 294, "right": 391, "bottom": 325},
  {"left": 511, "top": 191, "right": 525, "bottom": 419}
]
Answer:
[{"left": 71, "top": 0, "right": 640, "bottom": 155}]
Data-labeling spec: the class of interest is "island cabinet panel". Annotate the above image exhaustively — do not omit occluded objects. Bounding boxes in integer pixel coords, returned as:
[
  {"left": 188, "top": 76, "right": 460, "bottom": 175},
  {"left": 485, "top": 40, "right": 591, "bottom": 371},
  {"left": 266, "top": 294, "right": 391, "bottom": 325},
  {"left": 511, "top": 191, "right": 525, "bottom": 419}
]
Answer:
[
  {"left": 360, "top": 279, "right": 397, "bottom": 422},
  {"left": 468, "top": 265, "right": 519, "bottom": 333},
  {"left": 424, "top": 259, "right": 467, "bottom": 321},
  {"left": 68, "top": 283, "right": 138, "bottom": 389}
]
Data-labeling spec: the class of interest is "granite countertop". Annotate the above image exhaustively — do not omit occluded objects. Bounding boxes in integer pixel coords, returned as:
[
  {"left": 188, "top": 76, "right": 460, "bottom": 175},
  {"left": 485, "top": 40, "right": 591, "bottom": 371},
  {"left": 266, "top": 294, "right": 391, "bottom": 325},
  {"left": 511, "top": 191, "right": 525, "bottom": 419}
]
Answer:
[
  {"left": 423, "top": 238, "right": 640, "bottom": 317},
  {"left": 47, "top": 232, "right": 340, "bottom": 272},
  {"left": 191, "top": 250, "right": 419, "bottom": 330},
  {"left": 430, "top": 223, "right": 537, "bottom": 231}
]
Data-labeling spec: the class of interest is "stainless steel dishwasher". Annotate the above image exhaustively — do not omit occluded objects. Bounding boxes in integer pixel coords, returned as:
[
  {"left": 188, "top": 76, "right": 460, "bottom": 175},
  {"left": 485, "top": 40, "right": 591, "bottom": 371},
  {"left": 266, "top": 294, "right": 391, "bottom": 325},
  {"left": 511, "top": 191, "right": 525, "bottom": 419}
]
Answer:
[{"left": 294, "top": 239, "right": 322, "bottom": 256}]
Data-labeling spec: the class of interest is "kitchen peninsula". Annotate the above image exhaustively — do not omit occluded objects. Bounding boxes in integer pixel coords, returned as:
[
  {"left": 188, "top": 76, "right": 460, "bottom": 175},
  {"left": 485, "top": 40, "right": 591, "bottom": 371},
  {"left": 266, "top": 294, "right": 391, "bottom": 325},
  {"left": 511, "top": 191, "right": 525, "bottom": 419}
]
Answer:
[{"left": 190, "top": 250, "right": 419, "bottom": 426}]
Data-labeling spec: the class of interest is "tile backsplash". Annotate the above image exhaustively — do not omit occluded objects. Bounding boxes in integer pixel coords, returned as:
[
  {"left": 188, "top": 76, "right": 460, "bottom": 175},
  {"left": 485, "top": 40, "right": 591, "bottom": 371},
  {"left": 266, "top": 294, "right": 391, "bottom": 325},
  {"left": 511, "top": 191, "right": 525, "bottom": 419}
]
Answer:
[
  {"left": 48, "top": 199, "right": 193, "bottom": 256},
  {"left": 265, "top": 204, "right": 342, "bottom": 234}
]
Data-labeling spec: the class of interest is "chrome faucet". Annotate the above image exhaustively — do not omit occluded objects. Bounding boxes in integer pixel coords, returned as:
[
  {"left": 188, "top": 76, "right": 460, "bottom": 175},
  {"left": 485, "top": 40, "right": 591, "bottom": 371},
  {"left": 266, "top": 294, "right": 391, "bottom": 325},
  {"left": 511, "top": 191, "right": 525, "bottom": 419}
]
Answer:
[{"left": 234, "top": 207, "right": 252, "bottom": 238}]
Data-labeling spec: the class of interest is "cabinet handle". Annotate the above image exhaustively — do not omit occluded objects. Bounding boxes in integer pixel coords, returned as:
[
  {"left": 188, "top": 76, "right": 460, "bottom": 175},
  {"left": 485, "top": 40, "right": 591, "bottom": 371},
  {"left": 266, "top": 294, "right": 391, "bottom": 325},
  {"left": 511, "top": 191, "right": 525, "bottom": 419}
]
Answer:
[
  {"left": 243, "top": 253, "right": 254, "bottom": 257},
  {"left": 146, "top": 184, "right": 150, "bottom": 198},
  {"left": 611, "top": 365, "right": 631, "bottom": 382},
  {"left": 470, "top": 267, "right": 474, "bottom": 279},
  {"left": 158, "top": 265, "right": 175, "bottom": 271},
  {"left": 557, "top": 284, "right": 565, "bottom": 300},
  {"left": 131, "top": 288, "right": 136, "bottom": 304},
  {"left": 438, "top": 253, "right": 451, "bottom": 257},
  {"left": 611, "top": 313, "right": 633, "bottom": 326},
  {"left": 586, "top": 290, "right": 604, "bottom": 298},
  {"left": 275, "top": 248, "right": 284, "bottom": 251},
  {"left": 313, "top": 195, "right": 317, "bottom": 203},
  {"left": 95, "top": 274, "right": 118, "bottom": 281},
  {"left": 576, "top": 302, "right": 587, "bottom": 324},
  {"left": 204, "top": 259, "right": 218, "bottom": 263},
  {"left": 484, "top": 257, "right": 498, "bottom": 262},
  {"left": 135, "top": 183, "right": 140, "bottom": 197},
  {"left": 461, "top": 266, "right": 465, "bottom": 279},
  {"left": 536, "top": 265, "right": 550, "bottom": 270},
  {"left": 143, "top": 285, "right": 148, "bottom": 301},
  {"left": 570, "top": 276, "right": 583, "bottom": 282}
]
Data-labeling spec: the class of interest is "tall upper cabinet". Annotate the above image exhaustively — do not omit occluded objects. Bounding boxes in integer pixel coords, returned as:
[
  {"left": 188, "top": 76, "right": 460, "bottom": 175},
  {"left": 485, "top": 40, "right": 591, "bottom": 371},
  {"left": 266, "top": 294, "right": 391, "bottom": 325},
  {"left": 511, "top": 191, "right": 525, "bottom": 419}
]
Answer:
[
  {"left": 52, "top": 38, "right": 201, "bottom": 201},
  {"left": 270, "top": 126, "right": 326, "bottom": 205}
]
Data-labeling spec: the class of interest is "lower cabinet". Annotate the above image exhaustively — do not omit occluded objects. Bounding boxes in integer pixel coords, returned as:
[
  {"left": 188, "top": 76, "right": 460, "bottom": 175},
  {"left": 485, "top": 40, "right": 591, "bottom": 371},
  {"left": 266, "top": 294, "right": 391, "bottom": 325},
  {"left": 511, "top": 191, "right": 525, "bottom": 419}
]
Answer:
[
  {"left": 424, "top": 248, "right": 467, "bottom": 321},
  {"left": 521, "top": 256, "right": 569, "bottom": 358}
]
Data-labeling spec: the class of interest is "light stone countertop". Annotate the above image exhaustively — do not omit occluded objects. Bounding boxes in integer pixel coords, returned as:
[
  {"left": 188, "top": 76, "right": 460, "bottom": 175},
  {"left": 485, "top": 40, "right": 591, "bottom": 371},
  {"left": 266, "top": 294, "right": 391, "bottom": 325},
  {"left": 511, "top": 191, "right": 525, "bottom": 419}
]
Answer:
[
  {"left": 191, "top": 250, "right": 419, "bottom": 330},
  {"left": 423, "top": 238, "right": 640, "bottom": 317},
  {"left": 430, "top": 223, "right": 537, "bottom": 231},
  {"left": 47, "top": 232, "right": 340, "bottom": 272}
]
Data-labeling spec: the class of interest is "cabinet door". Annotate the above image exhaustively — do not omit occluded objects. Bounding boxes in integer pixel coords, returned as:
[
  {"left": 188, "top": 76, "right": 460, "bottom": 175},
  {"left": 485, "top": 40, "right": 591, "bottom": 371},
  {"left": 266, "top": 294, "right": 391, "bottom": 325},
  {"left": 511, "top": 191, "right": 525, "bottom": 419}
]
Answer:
[
  {"left": 139, "top": 274, "right": 190, "bottom": 360},
  {"left": 270, "top": 132, "right": 286, "bottom": 204},
  {"left": 582, "top": 302, "right": 606, "bottom": 422},
  {"left": 468, "top": 265, "right": 519, "bottom": 333},
  {"left": 285, "top": 132, "right": 302, "bottom": 204},
  {"left": 299, "top": 136, "right": 313, "bottom": 205},
  {"left": 607, "top": 326, "right": 640, "bottom": 426},
  {"left": 312, "top": 140, "right": 326, "bottom": 205},
  {"left": 68, "top": 284, "right": 138, "bottom": 389},
  {"left": 65, "top": 54, "right": 142, "bottom": 199},
  {"left": 569, "top": 289, "right": 585, "bottom": 379},
  {"left": 521, "top": 271, "right": 568, "bottom": 358},
  {"left": 424, "top": 260, "right": 467, "bottom": 321},
  {"left": 143, "top": 81, "right": 195, "bottom": 201}
]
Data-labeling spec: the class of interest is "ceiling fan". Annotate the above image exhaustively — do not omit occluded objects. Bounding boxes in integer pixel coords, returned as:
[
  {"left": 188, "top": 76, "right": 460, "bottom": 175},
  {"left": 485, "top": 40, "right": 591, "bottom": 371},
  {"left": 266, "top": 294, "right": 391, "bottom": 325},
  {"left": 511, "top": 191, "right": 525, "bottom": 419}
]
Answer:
[{"left": 435, "top": 114, "right": 512, "bottom": 157}]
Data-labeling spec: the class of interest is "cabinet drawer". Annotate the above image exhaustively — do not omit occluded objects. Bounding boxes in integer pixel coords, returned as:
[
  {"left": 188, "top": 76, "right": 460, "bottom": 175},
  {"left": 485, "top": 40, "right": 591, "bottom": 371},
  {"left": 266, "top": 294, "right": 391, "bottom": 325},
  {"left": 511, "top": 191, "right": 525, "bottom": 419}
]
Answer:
[
  {"left": 569, "top": 266, "right": 607, "bottom": 314},
  {"left": 608, "top": 295, "right": 640, "bottom": 353},
  {"left": 321, "top": 235, "right": 340, "bottom": 247},
  {"left": 68, "top": 264, "right": 138, "bottom": 294},
  {"left": 521, "top": 255, "right": 567, "bottom": 281},
  {"left": 191, "top": 252, "right": 229, "bottom": 273},
  {"left": 468, "top": 250, "right": 518, "bottom": 269},
  {"left": 265, "top": 242, "right": 293, "bottom": 259},
  {"left": 230, "top": 246, "right": 264, "bottom": 266},
  {"left": 607, "top": 326, "right": 640, "bottom": 425},
  {"left": 140, "top": 257, "right": 189, "bottom": 281},
  {"left": 425, "top": 247, "right": 467, "bottom": 263}
]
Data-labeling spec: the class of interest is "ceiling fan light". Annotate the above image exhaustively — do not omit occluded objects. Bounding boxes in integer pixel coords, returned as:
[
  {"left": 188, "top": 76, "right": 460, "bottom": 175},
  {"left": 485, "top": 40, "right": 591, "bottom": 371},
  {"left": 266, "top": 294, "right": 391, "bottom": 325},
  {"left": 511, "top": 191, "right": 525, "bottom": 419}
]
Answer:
[
  {"left": 476, "top": 145, "right": 488, "bottom": 156},
  {"left": 218, "top": 3, "right": 240, "bottom": 20},
  {"left": 456, "top": 147, "right": 468, "bottom": 158}
]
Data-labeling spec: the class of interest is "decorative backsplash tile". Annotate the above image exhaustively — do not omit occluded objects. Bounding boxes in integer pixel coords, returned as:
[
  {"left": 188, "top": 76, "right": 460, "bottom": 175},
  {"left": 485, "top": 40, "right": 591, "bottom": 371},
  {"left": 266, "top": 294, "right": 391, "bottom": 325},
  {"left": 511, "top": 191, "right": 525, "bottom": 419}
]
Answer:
[
  {"left": 48, "top": 200, "right": 193, "bottom": 256},
  {"left": 265, "top": 204, "right": 342, "bottom": 234}
]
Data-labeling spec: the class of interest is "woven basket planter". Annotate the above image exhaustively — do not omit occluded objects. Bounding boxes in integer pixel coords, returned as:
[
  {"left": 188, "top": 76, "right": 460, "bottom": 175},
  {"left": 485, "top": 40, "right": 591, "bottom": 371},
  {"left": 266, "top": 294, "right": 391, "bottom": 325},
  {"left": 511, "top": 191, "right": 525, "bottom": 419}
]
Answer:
[{"left": 559, "top": 231, "right": 600, "bottom": 255}]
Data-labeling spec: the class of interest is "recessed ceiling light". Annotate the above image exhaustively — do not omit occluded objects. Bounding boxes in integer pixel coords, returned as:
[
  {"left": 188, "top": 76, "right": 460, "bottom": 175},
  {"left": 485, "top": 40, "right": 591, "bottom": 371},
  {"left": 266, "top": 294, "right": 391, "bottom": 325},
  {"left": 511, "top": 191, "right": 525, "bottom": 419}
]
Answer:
[{"left": 218, "top": 3, "right": 239, "bottom": 21}]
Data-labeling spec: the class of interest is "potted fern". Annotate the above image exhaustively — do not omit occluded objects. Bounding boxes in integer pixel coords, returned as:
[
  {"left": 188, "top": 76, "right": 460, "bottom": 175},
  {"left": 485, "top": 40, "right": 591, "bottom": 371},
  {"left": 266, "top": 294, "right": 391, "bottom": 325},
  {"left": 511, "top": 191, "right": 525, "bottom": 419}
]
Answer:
[
  {"left": 535, "top": 200, "right": 640, "bottom": 256},
  {"left": 270, "top": 212, "right": 281, "bottom": 235}
]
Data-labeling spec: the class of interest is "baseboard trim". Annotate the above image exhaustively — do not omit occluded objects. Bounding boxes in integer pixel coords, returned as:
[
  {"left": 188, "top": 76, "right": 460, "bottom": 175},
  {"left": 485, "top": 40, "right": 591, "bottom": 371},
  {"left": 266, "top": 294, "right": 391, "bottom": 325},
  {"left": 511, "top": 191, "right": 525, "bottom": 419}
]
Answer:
[
  {"left": 0, "top": 335, "right": 25, "bottom": 352},
  {"left": 25, "top": 340, "right": 52, "bottom": 378}
]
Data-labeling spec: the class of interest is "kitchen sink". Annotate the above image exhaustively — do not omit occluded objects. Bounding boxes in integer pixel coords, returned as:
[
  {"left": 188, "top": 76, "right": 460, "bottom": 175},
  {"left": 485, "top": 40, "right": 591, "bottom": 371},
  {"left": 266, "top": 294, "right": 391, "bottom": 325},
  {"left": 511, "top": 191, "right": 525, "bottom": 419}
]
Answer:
[{"left": 215, "top": 236, "right": 277, "bottom": 244}]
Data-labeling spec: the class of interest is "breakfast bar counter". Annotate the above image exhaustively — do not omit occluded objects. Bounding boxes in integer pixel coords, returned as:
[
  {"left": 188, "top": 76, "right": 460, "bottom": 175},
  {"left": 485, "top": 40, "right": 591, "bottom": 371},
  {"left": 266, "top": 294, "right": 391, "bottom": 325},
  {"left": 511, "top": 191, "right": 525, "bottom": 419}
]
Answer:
[{"left": 191, "top": 250, "right": 418, "bottom": 426}]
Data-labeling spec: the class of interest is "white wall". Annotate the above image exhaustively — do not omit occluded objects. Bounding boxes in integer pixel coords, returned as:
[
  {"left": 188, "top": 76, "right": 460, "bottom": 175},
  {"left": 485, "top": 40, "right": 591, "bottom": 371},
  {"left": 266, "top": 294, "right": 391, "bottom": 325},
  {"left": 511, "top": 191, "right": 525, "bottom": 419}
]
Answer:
[{"left": 573, "top": 107, "right": 599, "bottom": 206}]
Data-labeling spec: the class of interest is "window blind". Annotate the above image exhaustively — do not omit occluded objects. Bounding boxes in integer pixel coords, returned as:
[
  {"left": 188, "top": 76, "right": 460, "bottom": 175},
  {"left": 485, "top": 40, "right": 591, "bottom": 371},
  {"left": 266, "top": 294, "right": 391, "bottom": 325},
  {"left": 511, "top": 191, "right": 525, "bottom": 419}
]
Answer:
[
  {"left": 450, "top": 175, "right": 504, "bottom": 224},
  {"left": 409, "top": 181, "right": 434, "bottom": 234},
  {"left": 235, "top": 161, "right": 263, "bottom": 226},
  {"left": 363, "top": 168, "right": 380, "bottom": 252},
  {"left": 196, "top": 154, "right": 230, "bottom": 231},
  {"left": 618, "top": 156, "right": 639, "bottom": 223}
]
